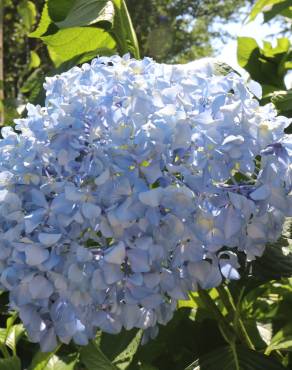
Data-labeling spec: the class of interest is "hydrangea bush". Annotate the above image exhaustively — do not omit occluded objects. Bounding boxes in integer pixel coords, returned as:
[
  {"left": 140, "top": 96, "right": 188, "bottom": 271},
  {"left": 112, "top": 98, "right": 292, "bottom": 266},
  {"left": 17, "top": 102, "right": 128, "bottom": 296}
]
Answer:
[{"left": 0, "top": 55, "right": 291, "bottom": 351}]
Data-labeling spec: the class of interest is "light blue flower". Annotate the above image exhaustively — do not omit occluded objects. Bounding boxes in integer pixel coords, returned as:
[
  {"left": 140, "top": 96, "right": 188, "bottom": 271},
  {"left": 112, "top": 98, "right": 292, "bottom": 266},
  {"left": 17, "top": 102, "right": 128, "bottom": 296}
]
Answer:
[{"left": 0, "top": 54, "right": 290, "bottom": 350}]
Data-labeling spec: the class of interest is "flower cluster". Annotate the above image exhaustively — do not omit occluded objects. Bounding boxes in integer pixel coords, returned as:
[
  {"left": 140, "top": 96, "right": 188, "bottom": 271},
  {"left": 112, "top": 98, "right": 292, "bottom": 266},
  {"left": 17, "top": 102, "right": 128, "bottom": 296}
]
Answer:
[{"left": 0, "top": 55, "right": 291, "bottom": 351}]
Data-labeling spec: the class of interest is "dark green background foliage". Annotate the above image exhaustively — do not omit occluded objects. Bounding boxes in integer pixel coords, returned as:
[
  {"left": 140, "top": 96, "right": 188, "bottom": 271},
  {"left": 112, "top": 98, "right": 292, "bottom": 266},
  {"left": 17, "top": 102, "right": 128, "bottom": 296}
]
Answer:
[{"left": 1, "top": 0, "right": 292, "bottom": 369}]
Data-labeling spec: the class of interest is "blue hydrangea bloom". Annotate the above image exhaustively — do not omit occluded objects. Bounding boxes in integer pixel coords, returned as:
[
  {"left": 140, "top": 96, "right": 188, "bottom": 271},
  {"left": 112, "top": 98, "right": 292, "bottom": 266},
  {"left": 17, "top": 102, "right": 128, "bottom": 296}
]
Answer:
[{"left": 0, "top": 55, "right": 291, "bottom": 351}]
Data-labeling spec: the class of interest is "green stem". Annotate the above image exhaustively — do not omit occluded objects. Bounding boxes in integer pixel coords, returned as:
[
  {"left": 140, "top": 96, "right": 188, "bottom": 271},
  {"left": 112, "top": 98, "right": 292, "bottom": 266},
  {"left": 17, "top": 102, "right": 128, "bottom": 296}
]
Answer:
[
  {"left": 112, "top": 0, "right": 140, "bottom": 59},
  {"left": 197, "top": 289, "right": 236, "bottom": 346},
  {"left": 216, "top": 285, "right": 255, "bottom": 350},
  {"left": 230, "top": 342, "right": 240, "bottom": 370}
]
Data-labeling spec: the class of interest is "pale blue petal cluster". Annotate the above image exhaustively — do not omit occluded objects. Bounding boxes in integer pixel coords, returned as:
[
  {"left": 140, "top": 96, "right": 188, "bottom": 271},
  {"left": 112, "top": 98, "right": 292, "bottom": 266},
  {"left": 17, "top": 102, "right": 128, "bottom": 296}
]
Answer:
[{"left": 0, "top": 55, "right": 291, "bottom": 351}]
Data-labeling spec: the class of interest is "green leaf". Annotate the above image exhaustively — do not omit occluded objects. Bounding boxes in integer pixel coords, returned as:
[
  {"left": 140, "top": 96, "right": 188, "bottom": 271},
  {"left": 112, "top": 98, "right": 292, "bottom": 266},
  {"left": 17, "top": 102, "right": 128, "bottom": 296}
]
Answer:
[
  {"left": 80, "top": 340, "right": 118, "bottom": 370},
  {"left": 48, "top": 0, "right": 74, "bottom": 23},
  {"left": 281, "top": 6, "right": 292, "bottom": 18},
  {"left": 0, "top": 356, "right": 21, "bottom": 370},
  {"left": 6, "top": 325, "right": 24, "bottom": 354},
  {"left": 6, "top": 312, "right": 18, "bottom": 331},
  {"left": 33, "top": 355, "right": 77, "bottom": 370},
  {"left": 42, "top": 354, "right": 78, "bottom": 370},
  {"left": 266, "top": 323, "right": 292, "bottom": 354},
  {"left": 237, "top": 36, "right": 288, "bottom": 89},
  {"left": 237, "top": 37, "right": 261, "bottom": 75},
  {"left": 184, "top": 345, "right": 286, "bottom": 370},
  {"left": 248, "top": 0, "right": 286, "bottom": 22},
  {"left": 0, "top": 328, "right": 7, "bottom": 344},
  {"left": 28, "top": 345, "right": 61, "bottom": 370},
  {"left": 101, "top": 330, "right": 141, "bottom": 363},
  {"left": 20, "top": 69, "right": 46, "bottom": 105},
  {"left": 112, "top": 330, "right": 142, "bottom": 369},
  {"left": 29, "top": 51, "right": 41, "bottom": 69},
  {"left": 56, "top": 0, "right": 114, "bottom": 29},
  {"left": 5, "top": 324, "right": 25, "bottom": 354},
  {"left": 29, "top": 4, "right": 53, "bottom": 38},
  {"left": 27, "top": 347, "right": 77, "bottom": 370},
  {"left": 252, "top": 218, "right": 292, "bottom": 280},
  {"left": 271, "top": 89, "right": 292, "bottom": 112},
  {"left": 41, "top": 27, "right": 116, "bottom": 67},
  {"left": 263, "top": 0, "right": 292, "bottom": 22}
]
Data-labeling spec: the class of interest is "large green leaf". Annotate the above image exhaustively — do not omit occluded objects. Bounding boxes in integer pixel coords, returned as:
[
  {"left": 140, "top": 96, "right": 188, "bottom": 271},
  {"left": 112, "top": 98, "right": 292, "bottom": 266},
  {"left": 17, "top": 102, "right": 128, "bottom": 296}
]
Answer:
[
  {"left": 31, "top": 1, "right": 117, "bottom": 67},
  {"left": 0, "top": 356, "right": 21, "bottom": 370},
  {"left": 31, "top": 0, "right": 138, "bottom": 66},
  {"left": 80, "top": 340, "right": 118, "bottom": 370},
  {"left": 184, "top": 345, "right": 285, "bottom": 370},
  {"left": 55, "top": 0, "right": 114, "bottom": 29},
  {"left": 41, "top": 27, "right": 116, "bottom": 67},
  {"left": 47, "top": 0, "right": 73, "bottom": 23}
]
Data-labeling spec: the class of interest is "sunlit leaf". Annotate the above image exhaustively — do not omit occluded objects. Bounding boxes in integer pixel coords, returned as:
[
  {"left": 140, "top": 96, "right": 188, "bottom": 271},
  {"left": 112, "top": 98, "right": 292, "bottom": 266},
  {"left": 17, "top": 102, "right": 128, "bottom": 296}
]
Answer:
[
  {"left": 30, "top": 4, "right": 52, "bottom": 38},
  {"left": 29, "top": 51, "right": 41, "bottom": 69},
  {"left": 111, "top": 330, "right": 142, "bottom": 369},
  {"left": 28, "top": 345, "right": 62, "bottom": 370},
  {"left": 6, "top": 324, "right": 25, "bottom": 354},
  {"left": 266, "top": 323, "right": 292, "bottom": 354},
  {"left": 42, "top": 27, "right": 116, "bottom": 67},
  {"left": 237, "top": 36, "right": 289, "bottom": 90}
]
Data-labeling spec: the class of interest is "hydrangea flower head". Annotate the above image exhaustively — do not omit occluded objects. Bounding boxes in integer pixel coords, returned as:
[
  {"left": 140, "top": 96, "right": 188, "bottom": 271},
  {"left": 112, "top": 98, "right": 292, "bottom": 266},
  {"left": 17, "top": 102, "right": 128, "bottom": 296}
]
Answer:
[{"left": 0, "top": 55, "right": 291, "bottom": 351}]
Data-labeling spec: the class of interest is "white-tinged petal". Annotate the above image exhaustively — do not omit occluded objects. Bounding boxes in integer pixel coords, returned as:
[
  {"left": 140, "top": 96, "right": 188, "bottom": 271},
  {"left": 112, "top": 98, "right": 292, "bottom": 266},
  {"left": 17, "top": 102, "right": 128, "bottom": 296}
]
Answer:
[
  {"left": 38, "top": 233, "right": 62, "bottom": 246},
  {"left": 104, "top": 242, "right": 126, "bottom": 264}
]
